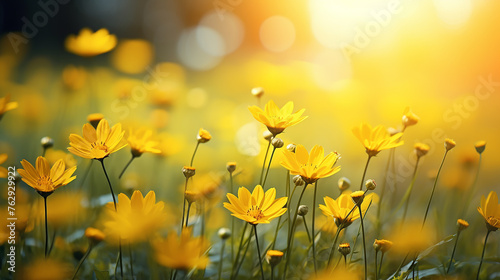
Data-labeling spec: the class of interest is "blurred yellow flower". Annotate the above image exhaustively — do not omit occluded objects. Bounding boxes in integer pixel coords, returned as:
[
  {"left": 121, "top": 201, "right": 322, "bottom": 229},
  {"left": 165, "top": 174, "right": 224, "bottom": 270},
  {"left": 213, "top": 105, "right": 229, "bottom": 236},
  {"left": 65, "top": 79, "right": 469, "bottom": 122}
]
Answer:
[
  {"left": 44, "top": 149, "right": 77, "bottom": 168},
  {"left": 127, "top": 128, "right": 161, "bottom": 157},
  {"left": 153, "top": 227, "right": 209, "bottom": 270},
  {"left": 319, "top": 191, "right": 377, "bottom": 228},
  {"left": 352, "top": 123, "right": 404, "bottom": 157},
  {"left": 223, "top": 185, "right": 287, "bottom": 225},
  {"left": 68, "top": 119, "right": 127, "bottom": 159},
  {"left": 402, "top": 107, "right": 419, "bottom": 128},
  {"left": 18, "top": 157, "right": 76, "bottom": 194},
  {"left": 32, "top": 191, "right": 86, "bottom": 228},
  {"left": 65, "top": 28, "right": 117, "bottom": 57},
  {"left": 111, "top": 39, "right": 154, "bottom": 74},
  {"left": 62, "top": 65, "right": 87, "bottom": 91},
  {"left": 266, "top": 250, "right": 284, "bottom": 266},
  {"left": 445, "top": 138, "right": 456, "bottom": 151},
  {"left": 104, "top": 190, "right": 168, "bottom": 244},
  {"left": 248, "top": 100, "right": 307, "bottom": 136},
  {"left": 414, "top": 143, "right": 430, "bottom": 158},
  {"left": 190, "top": 173, "right": 222, "bottom": 202},
  {"left": 389, "top": 221, "right": 434, "bottom": 254},
  {"left": 477, "top": 191, "right": 500, "bottom": 230},
  {"left": 281, "top": 144, "right": 341, "bottom": 185},
  {"left": 309, "top": 268, "right": 361, "bottom": 280},
  {"left": 0, "top": 93, "right": 18, "bottom": 119},
  {"left": 374, "top": 239, "right": 393, "bottom": 253},
  {"left": 156, "top": 132, "right": 184, "bottom": 157},
  {"left": 0, "top": 153, "right": 7, "bottom": 178},
  {"left": 85, "top": 227, "right": 106, "bottom": 244},
  {"left": 19, "top": 258, "right": 73, "bottom": 280}
]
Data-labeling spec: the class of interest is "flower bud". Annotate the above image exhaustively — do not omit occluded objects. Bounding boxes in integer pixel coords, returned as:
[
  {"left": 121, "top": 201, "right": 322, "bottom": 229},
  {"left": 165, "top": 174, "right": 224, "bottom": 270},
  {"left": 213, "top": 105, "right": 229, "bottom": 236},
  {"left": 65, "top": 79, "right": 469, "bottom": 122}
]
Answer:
[
  {"left": 414, "top": 143, "right": 430, "bottom": 158},
  {"left": 365, "top": 179, "right": 376, "bottom": 191},
  {"left": 445, "top": 138, "right": 456, "bottom": 151},
  {"left": 218, "top": 228, "right": 231, "bottom": 240},
  {"left": 87, "top": 113, "right": 104, "bottom": 129},
  {"left": 85, "top": 227, "right": 105, "bottom": 245},
  {"left": 293, "top": 175, "right": 305, "bottom": 187},
  {"left": 286, "top": 143, "right": 296, "bottom": 152},
  {"left": 475, "top": 141, "right": 486, "bottom": 154},
  {"left": 350, "top": 191, "right": 365, "bottom": 205},
  {"left": 182, "top": 166, "right": 196, "bottom": 178},
  {"left": 271, "top": 138, "right": 284, "bottom": 148},
  {"left": 263, "top": 130, "right": 273, "bottom": 141},
  {"left": 457, "top": 219, "right": 469, "bottom": 232},
  {"left": 41, "top": 137, "right": 54, "bottom": 149},
  {"left": 197, "top": 128, "right": 212, "bottom": 143},
  {"left": 374, "top": 239, "right": 393, "bottom": 253},
  {"left": 265, "top": 250, "right": 283, "bottom": 267},
  {"left": 402, "top": 107, "right": 419, "bottom": 127},
  {"left": 185, "top": 190, "right": 200, "bottom": 204},
  {"left": 251, "top": 87, "right": 264, "bottom": 98},
  {"left": 226, "top": 162, "right": 236, "bottom": 173},
  {"left": 297, "top": 205, "right": 309, "bottom": 216},
  {"left": 338, "top": 243, "right": 351, "bottom": 256},
  {"left": 338, "top": 177, "right": 351, "bottom": 192}
]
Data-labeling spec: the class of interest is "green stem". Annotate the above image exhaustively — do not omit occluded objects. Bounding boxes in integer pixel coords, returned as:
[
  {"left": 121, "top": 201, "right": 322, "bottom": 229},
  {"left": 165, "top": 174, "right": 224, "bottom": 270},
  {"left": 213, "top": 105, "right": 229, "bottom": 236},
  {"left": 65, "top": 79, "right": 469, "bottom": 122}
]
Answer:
[
  {"left": 261, "top": 147, "right": 276, "bottom": 188},
  {"left": 327, "top": 226, "right": 343, "bottom": 267},
  {"left": 376, "top": 149, "right": 394, "bottom": 238},
  {"left": 271, "top": 267, "right": 274, "bottom": 280},
  {"left": 119, "top": 240, "right": 124, "bottom": 279},
  {"left": 302, "top": 216, "right": 311, "bottom": 243},
  {"left": 218, "top": 240, "right": 226, "bottom": 280},
  {"left": 254, "top": 225, "right": 265, "bottom": 280},
  {"left": 286, "top": 172, "right": 291, "bottom": 247},
  {"left": 118, "top": 155, "right": 135, "bottom": 179},
  {"left": 72, "top": 244, "right": 92, "bottom": 280},
  {"left": 230, "top": 172, "right": 235, "bottom": 263},
  {"left": 400, "top": 157, "right": 421, "bottom": 226},
  {"left": 358, "top": 206, "right": 367, "bottom": 280},
  {"left": 312, "top": 181, "right": 318, "bottom": 274},
  {"left": 129, "top": 244, "right": 134, "bottom": 279},
  {"left": 181, "top": 178, "right": 188, "bottom": 230},
  {"left": 232, "top": 225, "right": 253, "bottom": 280},
  {"left": 185, "top": 202, "right": 192, "bottom": 227},
  {"left": 190, "top": 142, "right": 200, "bottom": 167},
  {"left": 359, "top": 155, "right": 372, "bottom": 190},
  {"left": 379, "top": 252, "right": 385, "bottom": 280},
  {"left": 375, "top": 251, "right": 379, "bottom": 280},
  {"left": 231, "top": 222, "right": 248, "bottom": 278},
  {"left": 99, "top": 159, "right": 117, "bottom": 210},
  {"left": 446, "top": 231, "right": 460, "bottom": 274},
  {"left": 476, "top": 229, "right": 492, "bottom": 280},
  {"left": 422, "top": 151, "right": 448, "bottom": 229},
  {"left": 271, "top": 215, "right": 283, "bottom": 249},
  {"left": 259, "top": 140, "right": 272, "bottom": 185},
  {"left": 44, "top": 196, "right": 48, "bottom": 258}
]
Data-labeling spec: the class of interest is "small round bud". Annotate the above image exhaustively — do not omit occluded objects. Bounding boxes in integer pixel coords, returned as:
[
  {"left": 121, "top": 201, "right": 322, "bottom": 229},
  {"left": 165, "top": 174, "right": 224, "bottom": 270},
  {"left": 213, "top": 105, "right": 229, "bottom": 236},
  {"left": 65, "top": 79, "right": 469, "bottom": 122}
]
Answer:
[
  {"left": 87, "top": 113, "right": 104, "bottom": 129},
  {"left": 293, "top": 175, "right": 305, "bottom": 187},
  {"left": 85, "top": 227, "right": 105, "bottom": 245},
  {"left": 286, "top": 143, "right": 296, "bottom": 153},
  {"left": 218, "top": 228, "right": 231, "bottom": 240},
  {"left": 251, "top": 87, "right": 264, "bottom": 98},
  {"left": 197, "top": 128, "right": 212, "bottom": 143},
  {"left": 297, "top": 205, "right": 309, "bottom": 216},
  {"left": 338, "top": 243, "right": 351, "bottom": 256},
  {"left": 374, "top": 239, "right": 393, "bottom": 253},
  {"left": 41, "top": 136, "right": 54, "bottom": 149},
  {"left": 402, "top": 107, "right": 419, "bottom": 128},
  {"left": 265, "top": 250, "right": 283, "bottom": 267},
  {"left": 414, "top": 143, "right": 430, "bottom": 158},
  {"left": 185, "top": 190, "right": 200, "bottom": 204},
  {"left": 338, "top": 177, "right": 351, "bottom": 192},
  {"left": 350, "top": 191, "right": 365, "bottom": 205},
  {"left": 475, "top": 141, "right": 486, "bottom": 154},
  {"left": 444, "top": 138, "right": 456, "bottom": 151},
  {"left": 226, "top": 162, "right": 237, "bottom": 173},
  {"left": 457, "top": 219, "right": 469, "bottom": 232},
  {"left": 271, "top": 138, "right": 284, "bottom": 148},
  {"left": 263, "top": 130, "right": 273, "bottom": 141},
  {"left": 365, "top": 179, "right": 376, "bottom": 191},
  {"left": 182, "top": 166, "right": 196, "bottom": 178}
]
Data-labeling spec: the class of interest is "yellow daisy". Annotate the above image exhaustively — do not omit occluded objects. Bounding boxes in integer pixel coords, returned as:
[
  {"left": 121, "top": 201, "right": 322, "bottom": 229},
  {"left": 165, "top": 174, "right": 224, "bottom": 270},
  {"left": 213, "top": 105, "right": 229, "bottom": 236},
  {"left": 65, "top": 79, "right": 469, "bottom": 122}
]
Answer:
[
  {"left": 281, "top": 144, "right": 341, "bottom": 185},
  {"left": 68, "top": 119, "right": 127, "bottom": 160},
  {"left": 18, "top": 156, "right": 76, "bottom": 194},
  {"left": 65, "top": 28, "right": 117, "bottom": 57},
  {"left": 0, "top": 94, "right": 18, "bottom": 119},
  {"left": 127, "top": 128, "right": 161, "bottom": 157},
  {"left": 352, "top": 123, "right": 404, "bottom": 157},
  {"left": 477, "top": 191, "right": 500, "bottom": 230},
  {"left": 223, "top": 185, "right": 287, "bottom": 225},
  {"left": 319, "top": 191, "right": 376, "bottom": 228},
  {"left": 248, "top": 100, "right": 307, "bottom": 136}
]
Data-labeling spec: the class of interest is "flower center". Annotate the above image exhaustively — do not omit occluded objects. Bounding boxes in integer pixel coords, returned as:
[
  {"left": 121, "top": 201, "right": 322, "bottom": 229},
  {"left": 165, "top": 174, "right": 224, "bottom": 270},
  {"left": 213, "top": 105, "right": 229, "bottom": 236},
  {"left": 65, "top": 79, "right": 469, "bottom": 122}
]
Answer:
[
  {"left": 487, "top": 216, "right": 500, "bottom": 228},
  {"left": 37, "top": 176, "right": 54, "bottom": 190},
  {"left": 246, "top": 205, "right": 264, "bottom": 221},
  {"left": 91, "top": 142, "right": 109, "bottom": 152}
]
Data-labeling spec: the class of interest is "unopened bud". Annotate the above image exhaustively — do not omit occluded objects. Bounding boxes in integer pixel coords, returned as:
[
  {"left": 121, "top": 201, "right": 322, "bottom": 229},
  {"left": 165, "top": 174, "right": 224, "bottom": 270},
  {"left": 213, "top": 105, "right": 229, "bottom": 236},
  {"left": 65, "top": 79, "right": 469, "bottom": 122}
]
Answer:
[
  {"left": 445, "top": 138, "right": 456, "bottom": 151},
  {"left": 293, "top": 175, "right": 305, "bottom": 187},
  {"left": 457, "top": 219, "right": 469, "bottom": 232},
  {"left": 271, "top": 138, "right": 284, "bottom": 148},
  {"left": 286, "top": 143, "right": 296, "bottom": 153},
  {"left": 297, "top": 205, "right": 308, "bottom": 216},
  {"left": 251, "top": 87, "right": 264, "bottom": 98},
  {"left": 338, "top": 177, "right": 351, "bottom": 192},
  {"left": 263, "top": 130, "right": 273, "bottom": 141},
  {"left": 218, "top": 228, "right": 231, "bottom": 240},
  {"left": 365, "top": 179, "right": 376, "bottom": 191},
  {"left": 41, "top": 137, "right": 54, "bottom": 149},
  {"left": 265, "top": 250, "right": 283, "bottom": 267},
  {"left": 475, "top": 141, "right": 486, "bottom": 154},
  {"left": 350, "top": 191, "right": 365, "bottom": 205},
  {"left": 226, "top": 162, "right": 236, "bottom": 173},
  {"left": 338, "top": 243, "right": 351, "bottom": 256},
  {"left": 182, "top": 166, "right": 196, "bottom": 178}
]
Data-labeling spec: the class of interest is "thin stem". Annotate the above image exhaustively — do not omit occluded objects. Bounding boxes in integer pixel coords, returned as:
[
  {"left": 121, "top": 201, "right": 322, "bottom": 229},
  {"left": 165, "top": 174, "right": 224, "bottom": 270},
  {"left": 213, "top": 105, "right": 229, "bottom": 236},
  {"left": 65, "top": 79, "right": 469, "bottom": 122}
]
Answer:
[
  {"left": 476, "top": 230, "right": 492, "bottom": 280},
  {"left": 218, "top": 240, "right": 226, "bottom": 280},
  {"left": 129, "top": 244, "right": 134, "bottom": 279},
  {"left": 271, "top": 215, "right": 283, "bottom": 249},
  {"left": 42, "top": 147, "right": 47, "bottom": 157},
  {"left": 312, "top": 181, "right": 318, "bottom": 274},
  {"left": 119, "top": 240, "right": 124, "bottom": 279},
  {"left": 446, "top": 231, "right": 461, "bottom": 274},
  {"left": 181, "top": 178, "right": 188, "bottom": 230},
  {"left": 254, "top": 225, "right": 265, "bottom": 280},
  {"left": 79, "top": 160, "right": 93, "bottom": 189},
  {"left": 259, "top": 140, "right": 272, "bottom": 185},
  {"left": 44, "top": 196, "right": 48, "bottom": 258},
  {"left": 375, "top": 251, "right": 379, "bottom": 280},
  {"left": 72, "top": 244, "right": 92, "bottom": 280},
  {"left": 358, "top": 206, "right": 367, "bottom": 280},
  {"left": 118, "top": 155, "right": 135, "bottom": 179},
  {"left": 231, "top": 222, "right": 248, "bottom": 278},
  {"left": 271, "top": 267, "right": 274, "bottom": 280},
  {"left": 190, "top": 142, "right": 200, "bottom": 166},
  {"left": 400, "top": 157, "right": 421, "bottom": 226},
  {"left": 376, "top": 149, "right": 394, "bottom": 238},
  {"left": 232, "top": 225, "right": 254, "bottom": 280},
  {"left": 302, "top": 216, "right": 311, "bottom": 243},
  {"left": 261, "top": 147, "right": 276, "bottom": 188},
  {"left": 201, "top": 200, "right": 206, "bottom": 242},
  {"left": 327, "top": 226, "right": 343, "bottom": 267},
  {"left": 230, "top": 172, "right": 235, "bottom": 263},
  {"left": 379, "top": 252, "right": 385, "bottom": 280},
  {"left": 99, "top": 159, "right": 117, "bottom": 210},
  {"left": 286, "top": 172, "right": 291, "bottom": 250},
  {"left": 422, "top": 151, "right": 448, "bottom": 229},
  {"left": 185, "top": 202, "right": 193, "bottom": 227},
  {"left": 359, "top": 155, "right": 372, "bottom": 190}
]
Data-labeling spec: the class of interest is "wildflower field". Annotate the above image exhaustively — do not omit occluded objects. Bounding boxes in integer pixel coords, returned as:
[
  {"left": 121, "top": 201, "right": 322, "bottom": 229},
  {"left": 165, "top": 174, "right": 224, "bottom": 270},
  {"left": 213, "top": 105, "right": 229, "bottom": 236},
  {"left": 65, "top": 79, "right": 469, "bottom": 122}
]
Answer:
[{"left": 1, "top": 1, "right": 500, "bottom": 279}]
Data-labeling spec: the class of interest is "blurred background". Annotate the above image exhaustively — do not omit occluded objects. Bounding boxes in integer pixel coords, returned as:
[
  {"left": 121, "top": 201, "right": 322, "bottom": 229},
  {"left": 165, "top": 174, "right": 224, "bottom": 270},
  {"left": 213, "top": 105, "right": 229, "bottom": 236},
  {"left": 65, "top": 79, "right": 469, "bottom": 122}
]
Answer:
[{"left": 1, "top": 0, "right": 500, "bottom": 238}]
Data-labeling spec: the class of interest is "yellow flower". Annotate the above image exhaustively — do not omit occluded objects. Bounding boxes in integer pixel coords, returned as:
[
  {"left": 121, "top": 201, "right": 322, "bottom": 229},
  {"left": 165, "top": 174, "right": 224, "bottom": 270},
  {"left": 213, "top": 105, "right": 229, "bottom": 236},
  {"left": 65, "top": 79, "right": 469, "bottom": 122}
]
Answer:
[
  {"left": 104, "top": 190, "right": 168, "bottom": 244},
  {"left": 223, "top": 185, "right": 287, "bottom": 225},
  {"left": 445, "top": 138, "right": 456, "bottom": 151},
  {"left": 68, "top": 119, "right": 127, "bottom": 159},
  {"left": 352, "top": 123, "right": 404, "bottom": 157},
  {"left": 154, "top": 227, "right": 209, "bottom": 270},
  {"left": 248, "top": 100, "right": 307, "bottom": 136},
  {"left": 475, "top": 140, "right": 486, "bottom": 154},
  {"left": 266, "top": 250, "right": 284, "bottom": 266},
  {"left": 65, "top": 28, "right": 117, "bottom": 57},
  {"left": 0, "top": 153, "right": 8, "bottom": 178},
  {"left": 197, "top": 128, "right": 212, "bottom": 143},
  {"left": 374, "top": 239, "right": 393, "bottom": 253},
  {"left": 402, "top": 107, "right": 419, "bottom": 128},
  {"left": 414, "top": 143, "right": 430, "bottom": 158},
  {"left": 32, "top": 191, "right": 86, "bottom": 227},
  {"left": 44, "top": 149, "right": 77, "bottom": 168},
  {"left": 62, "top": 65, "right": 87, "bottom": 91},
  {"left": 19, "top": 258, "right": 73, "bottom": 280},
  {"left": 477, "top": 191, "right": 500, "bottom": 230},
  {"left": 281, "top": 144, "right": 341, "bottom": 185},
  {"left": 319, "top": 191, "right": 377, "bottom": 228},
  {"left": 0, "top": 93, "right": 18, "bottom": 119},
  {"left": 127, "top": 128, "right": 161, "bottom": 157},
  {"left": 457, "top": 219, "right": 469, "bottom": 232},
  {"left": 18, "top": 156, "right": 76, "bottom": 194},
  {"left": 85, "top": 227, "right": 106, "bottom": 244}
]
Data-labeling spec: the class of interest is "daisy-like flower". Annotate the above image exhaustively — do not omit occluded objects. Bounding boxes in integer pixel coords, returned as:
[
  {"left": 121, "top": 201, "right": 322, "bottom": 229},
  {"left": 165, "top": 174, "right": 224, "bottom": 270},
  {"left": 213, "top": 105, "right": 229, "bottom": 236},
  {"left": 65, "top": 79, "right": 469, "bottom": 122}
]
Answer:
[
  {"left": 68, "top": 119, "right": 127, "bottom": 160},
  {"left": 248, "top": 100, "right": 307, "bottom": 136},
  {"left": 18, "top": 156, "right": 76, "bottom": 194},
  {"left": 65, "top": 28, "right": 117, "bottom": 57},
  {"left": 319, "top": 192, "right": 376, "bottom": 228},
  {"left": 477, "top": 191, "right": 500, "bottom": 230},
  {"left": 103, "top": 190, "right": 168, "bottom": 244},
  {"left": 352, "top": 123, "right": 404, "bottom": 157},
  {"left": 281, "top": 144, "right": 341, "bottom": 185},
  {"left": 153, "top": 227, "right": 209, "bottom": 270},
  {"left": 127, "top": 128, "right": 161, "bottom": 157},
  {"left": 223, "top": 185, "right": 287, "bottom": 225},
  {"left": 0, "top": 94, "right": 18, "bottom": 120},
  {"left": 0, "top": 153, "right": 8, "bottom": 178}
]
